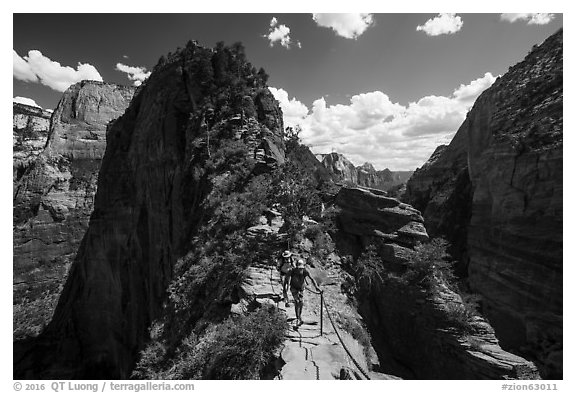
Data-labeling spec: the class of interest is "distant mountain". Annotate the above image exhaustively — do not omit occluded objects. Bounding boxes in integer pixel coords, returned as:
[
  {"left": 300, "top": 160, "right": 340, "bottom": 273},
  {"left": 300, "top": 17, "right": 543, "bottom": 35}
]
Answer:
[{"left": 317, "top": 152, "right": 413, "bottom": 192}]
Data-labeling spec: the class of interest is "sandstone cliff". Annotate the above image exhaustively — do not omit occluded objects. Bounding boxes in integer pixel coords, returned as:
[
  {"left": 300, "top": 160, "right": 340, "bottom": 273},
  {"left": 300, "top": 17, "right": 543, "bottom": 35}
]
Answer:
[
  {"left": 14, "top": 41, "right": 286, "bottom": 379},
  {"left": 333, "top": 187, "right": 538, "bottom": 379},
  {"left": 13, "top": 103, "right": 52, "bottom": 179},
  {"left": 320, "top": 153, "right": 358, "bottom": 184},
  {"left": 405, "top": 29, "right": 563, "bottom": 378},
  {"left": 319, "top": 152, "right": 412, "bottom": 192},
  {"left": 13, "top": 82, "right": 134, "bottom": 340}
]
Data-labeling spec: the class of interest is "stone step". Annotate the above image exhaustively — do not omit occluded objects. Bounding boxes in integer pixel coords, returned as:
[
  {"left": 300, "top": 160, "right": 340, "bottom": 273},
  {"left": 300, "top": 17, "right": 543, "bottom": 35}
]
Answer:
[{"left": 280, "top": 360, "right": 338, "bottom": 380}]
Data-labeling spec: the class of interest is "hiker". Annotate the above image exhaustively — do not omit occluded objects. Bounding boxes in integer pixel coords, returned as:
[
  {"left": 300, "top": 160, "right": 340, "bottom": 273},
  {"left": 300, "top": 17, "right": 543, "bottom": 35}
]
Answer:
[
  {"left": 287, "top": 259, "right": 322, "bottom": 326},
  {"left": 278, "top": 250, "right": 296, "bottom": 307}
]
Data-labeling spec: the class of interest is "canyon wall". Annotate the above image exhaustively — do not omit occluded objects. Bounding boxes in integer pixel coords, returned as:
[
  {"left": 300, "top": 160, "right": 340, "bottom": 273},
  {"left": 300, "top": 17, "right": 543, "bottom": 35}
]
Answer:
[
  {"left": 405, "top": 29, "right": 563, "bottom": 378},
  {"left": 13, "top": 83, "right": 134, "bottom": 339}
]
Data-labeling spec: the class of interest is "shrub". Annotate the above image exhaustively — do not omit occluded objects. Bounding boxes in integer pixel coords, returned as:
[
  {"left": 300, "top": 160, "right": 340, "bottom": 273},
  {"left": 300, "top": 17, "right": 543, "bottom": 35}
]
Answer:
[
  {"left": 138, "top": 306, "right": 287, "bottom": 380},
  {"left": 303, "top": 224, "right": 335, "bottom": 260},
  {"left": 444, "top": 301, "right": 476, "bottom": 334},
  {"left": 355, "top": 244, "right": 385, "bottom": 291},
  {"left": 402, "top": 238, "right": 456, "bottom": 291},
  {"left": 353, "top": 239, "right": 484, "bottom": 335},
  {"left": 13, "top": 290, "right": 60, "bottom": 340}
]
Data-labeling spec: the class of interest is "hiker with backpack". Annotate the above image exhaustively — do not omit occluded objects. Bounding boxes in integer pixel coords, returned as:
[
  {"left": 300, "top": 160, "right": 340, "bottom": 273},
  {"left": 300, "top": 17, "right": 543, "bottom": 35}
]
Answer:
[
  {"left": 287, "top": 259, "right": 322, "bottom": 327},
  {"left": 278, "top": 250, "right": 296, "bottom": 307}
]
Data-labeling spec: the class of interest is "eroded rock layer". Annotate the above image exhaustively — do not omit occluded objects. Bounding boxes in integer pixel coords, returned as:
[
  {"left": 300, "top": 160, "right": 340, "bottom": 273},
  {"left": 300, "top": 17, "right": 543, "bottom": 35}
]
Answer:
[
  {"left": 405, "top": 29, "right": 563, "bottom": 377},
  {"left": 13, "top": 82, "right": 134, "bottom": 340},
  {"left": 466, "top": 30, "right": 563, "bottom": 378},
  {"left": 13, "top": 103, "right": 51, "bottom": 179}
]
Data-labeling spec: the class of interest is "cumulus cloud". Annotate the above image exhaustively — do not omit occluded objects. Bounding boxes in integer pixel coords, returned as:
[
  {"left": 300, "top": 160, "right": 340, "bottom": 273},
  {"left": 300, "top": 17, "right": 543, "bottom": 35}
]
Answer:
[
  {"left": 312, "top": 13, "right": 374, "bottom": 39},
  {"left": 13, "top": 96, "right": 41, "bottom": 108},
  {"left": 13, "top": 50, "right": 103, "bottom": 92},
  {"left": 500, "top": 13, "right": 555, "bottom": 25},
  {"left": 115, "top": 63, "right": 151, "bottom": 86},
  {"left": 416, "top": 13, "right": 463, "bottom": 36},
  {"left": 276, "top": 72, "right": 496, "bottom": 170},
  {"left": 13, "top": 50, "right": 38, "bottom": 82},
  {"left": 263, "top": 17, "right": 300, "bottom": 49},
  {"left": 452, "top": 72, "right": 497, "bottom": 104}
]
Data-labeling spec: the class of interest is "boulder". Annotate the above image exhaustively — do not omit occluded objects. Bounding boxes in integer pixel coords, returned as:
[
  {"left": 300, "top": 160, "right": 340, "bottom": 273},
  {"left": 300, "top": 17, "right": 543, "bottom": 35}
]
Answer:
[{"left": 335, "top": 186, "right": 428, "bottom": 247}]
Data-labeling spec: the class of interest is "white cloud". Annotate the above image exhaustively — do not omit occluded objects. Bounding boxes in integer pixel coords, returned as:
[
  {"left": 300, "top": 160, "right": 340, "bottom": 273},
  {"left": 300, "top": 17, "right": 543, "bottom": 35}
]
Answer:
[
  {"left": 115, "top": 63, "right": 151, "bottom": 86},
  {"left": 452, "top": 72, "right": 497, "bottom": 104},
  {"left": 263, "top": 17, "right": 299, "bottom": 49},
  {"left": 13, "top": 50, "right": 38, "bottom": 82},
  {"left": 13, "top": 49, "right": 103, "bottom": 92},
  {"left": 276, "top": 72, "right": 496, "bottom": 170},
  {"left": 312, "top": 13, "right": 374, "bottom": 39},
  {"left": 416, "top": 13, "right": 463, "bottom": 36},
  {"left": 500, "top": 13, "right": 555, "bottom": 25},
  {"left": 13, "top": 96, "right": 41, "bottom": 108}
]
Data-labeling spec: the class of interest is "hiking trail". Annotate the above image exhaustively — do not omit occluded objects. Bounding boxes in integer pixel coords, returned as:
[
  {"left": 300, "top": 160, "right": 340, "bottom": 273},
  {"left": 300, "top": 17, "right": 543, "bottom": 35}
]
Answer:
[{"left": 236, "top": 262, "right": 399, "bottom": 380}]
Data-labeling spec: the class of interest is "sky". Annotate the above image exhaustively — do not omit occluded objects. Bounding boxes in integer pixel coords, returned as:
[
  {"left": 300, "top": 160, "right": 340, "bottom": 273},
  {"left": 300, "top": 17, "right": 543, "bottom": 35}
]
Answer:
[{"left": 12, "top": 12, "right": 563, "bottom": 170}]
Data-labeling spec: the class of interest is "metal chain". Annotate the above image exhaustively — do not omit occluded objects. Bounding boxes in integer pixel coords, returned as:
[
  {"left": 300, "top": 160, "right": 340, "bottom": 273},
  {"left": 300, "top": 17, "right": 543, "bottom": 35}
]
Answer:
[
  {"left": 304, "top": 285, "right": 371, "bottom": 380},
  {"left": 322, "top": 298, "right": 372, "bottom": 380},
  {"left": 285, "top": 274, "right": 372, "bottom": 380}
]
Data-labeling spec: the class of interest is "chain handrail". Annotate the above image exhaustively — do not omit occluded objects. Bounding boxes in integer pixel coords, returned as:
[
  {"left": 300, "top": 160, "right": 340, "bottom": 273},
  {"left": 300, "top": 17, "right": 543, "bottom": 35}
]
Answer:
[{"left": 304, "top": 284, "right": 371, "bottom": 380}]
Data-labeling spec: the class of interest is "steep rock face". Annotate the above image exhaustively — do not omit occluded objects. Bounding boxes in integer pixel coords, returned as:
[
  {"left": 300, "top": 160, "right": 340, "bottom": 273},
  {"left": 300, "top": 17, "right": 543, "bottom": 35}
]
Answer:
[
  {"left": 46, "top": 81, "right": 135, "bottom": 159},
  {"left": 404, "top": 122, "right": 472, "bottom": 271},
  {"left": 333, "top": 187, "right": 538, "bottom": 379},
  {"left": 13, "top": 82, "right": 134, "bottom": 340},
  {"left": 14, "top": 41, "right": 285, "bottom": 379},
  {"left": 466, "top": 30, "right": 563, "bottom": 378},
  {"left": 357, "top": 275, "right": 539, "bottom": 379},
  {"left": 13, "top": 103, "right": 52, "bottom": 179},
  {"left": 404, "top": 29, "right": 562, "bottom": 377},
  {"left": 320, "top": 153, "right": 358, "bottom": 184}
]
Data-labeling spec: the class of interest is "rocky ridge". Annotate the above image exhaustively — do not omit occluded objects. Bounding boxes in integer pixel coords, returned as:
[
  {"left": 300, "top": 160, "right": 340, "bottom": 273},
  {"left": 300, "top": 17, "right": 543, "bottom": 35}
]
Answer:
[
  {"left": 14, "top": 41, "right": 286, "bottom": 379},
  {"left": 405, "top": 29, "right": 563, "bottom": 378}
]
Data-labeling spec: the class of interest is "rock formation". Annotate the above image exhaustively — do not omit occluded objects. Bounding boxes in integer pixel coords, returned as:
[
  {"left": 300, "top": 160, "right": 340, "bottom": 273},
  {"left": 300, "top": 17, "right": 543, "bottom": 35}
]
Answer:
[
  {"left": 405, "top": 29, "right": 563, "bottom": 378},
  {"left": 335, "top": 187, "right": 428, "bottom": 248},
  {"left": 319, "top": 153, "right": 358, "bottom": 184},
  {"left": 13, "top": 82, "right": 134, "bottom": 339},
  {"left": 14, "top": 41, "right": 285, "bottom": 379},
  {"left": 319, "top": 152, "right": 412, "bottom": 192},
  {"left": 13, "top": 103, "right": 51, "bottom": 180},
  {"left": 334, "top": 186, "right": 539, "bottom": 379}
]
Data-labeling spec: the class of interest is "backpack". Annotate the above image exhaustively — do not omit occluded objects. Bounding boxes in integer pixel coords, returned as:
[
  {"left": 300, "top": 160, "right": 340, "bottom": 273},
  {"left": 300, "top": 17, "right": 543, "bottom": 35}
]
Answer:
[
  {"left": 290, "top": 269, "right": 309, "bottom": 291},
  {"left": 279, "top": 256, "right": 295, "bottom": 274}
]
